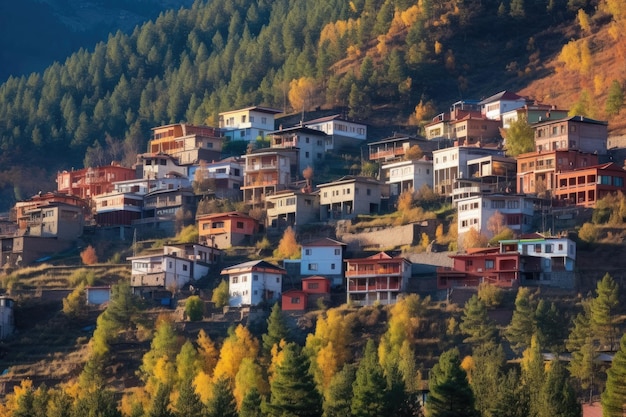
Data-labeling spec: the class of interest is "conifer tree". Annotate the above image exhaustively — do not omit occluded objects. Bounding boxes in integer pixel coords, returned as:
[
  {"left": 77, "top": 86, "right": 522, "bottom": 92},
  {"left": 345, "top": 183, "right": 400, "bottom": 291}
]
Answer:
[
  {"left": 425, "top": 348, "right": 479, "bottom": 417},
  {"left": 264, "top": 342, "right": 322, "bottom": 417},
  {"left": 206, "top": 376, "right": 238, "bottom": 417},
  {"left": 601, "top": 333, "right": 626, "bottom": 417},
  {"left": 323, "top": 364, "right": 356, "bottom": 417},
  {"left": 262, "top": 303, "right": 290, "bottom": 356},
  {"left": 605, "top": 80, "right": 624, "bottom": 116},
  {"left": 147, "top": 384, "right": 174, "bottom": 417},
  {"left": 521, "top": 336, "right": 545, "bottom": 417},
  {"left": 460, "top": 295, "right": 498, "bottom": 346},
  {"left": 239, "top": 387, "right": 263, "bottom": 417},
  {"left": 537, "top": 360, "right": 580, "bottom": 417},
  {"left": 469, "top": 344, "right": 506, "bottom": 417},
  {"left": 506, "top": 287, "right": 538, "bottom": 353},
  {"left": 174, "top": 376, "right": 204, "bottom": 417},
  {"left": 351, "top": 340, "right": 390, "bottom": 417},
  {"left": 590, "top": 273, "right": 619, "bottom": 350}
]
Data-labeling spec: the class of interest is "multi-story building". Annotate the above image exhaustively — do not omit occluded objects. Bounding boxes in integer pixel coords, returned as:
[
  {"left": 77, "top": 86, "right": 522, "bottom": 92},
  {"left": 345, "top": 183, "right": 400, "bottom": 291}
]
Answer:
[
  {"left": 451, "top": 155, "right": 517, "bottom": 204},
  {"left": 345, "top": 251, "right": 412, "bottom": 306},
  {"left": 382, "top": 158, "right": 433, "bottom": 197},
  {"left": 188, "top": 157, "right": 244, "bottom": 200},
  {"left": 136, "top": 153, "right": 188, "bottom": 180},
  {"left": 129, "top": 243, "right": 221, "bottom": 298},
  {"left": 318, "top": 175, "right": 386, "bottom": 221},
  {"left": 57, "top": 164, "right": 136, "bottom": 200},
  {"left": 266, "top": 189, "right": 319, "bottom": 231},
  {"left": 196, "top": 211, "right": 259, "bottom": 249},
  {"left": 221, "top": 260, "right": 285, "bottom": 307},
  {"left": 554, "top": 162, "right": 626, "bottom": 207},
  {"left": 433, "top": 146, "right": 505, "bottom": 196},
  {"left": 501, "top": 103, "right": 568, "bottom": 129},
  {"left": 533, "top": 116, "right": 608, "bottom": 155},
  {"left": 300, "top": 238, "right": 346, "bottom": 287},
  {"left": 269, "top": 125, "right": 327, "bottom": 171},
  {"left": 219, "top": 106, "right": 282, "bottom": 142},
  {"left": 424, "top": 99, "right": 481, "bottom": 140},
  {"left": 282, "top": 276, "right": 331, "bottom": 311},
  {"left": 449, "top": 114, "right": 502, "bottom": 146},
  {"left": 134, "top": 185, "right": 196, "bottom": 237},
  {"left": 479, "top": 90, "right": 528, "bottom": 120},
  {"left": 19, "top": 201, "right": 84, "bottom": 240},
  {"left": 437, "top": 235, "right": 576, "bottom": 289},
  {"left": 241, "top": 148, "right": 298, "bottom": 209},
  {"left": 12, "top": 192, "right": 90, "bottom": 227},
  {"left": 517, "top": 149, "right": 598, "bottom": 195},
  {"left": 456, "top": 193, "right": 541, "bottom": 242},
  {"left": 149, "top": 123, "right": 223, "bottom": 165},
  {"left": 304, "top": 114, "right": 367, "bottom": 151}
]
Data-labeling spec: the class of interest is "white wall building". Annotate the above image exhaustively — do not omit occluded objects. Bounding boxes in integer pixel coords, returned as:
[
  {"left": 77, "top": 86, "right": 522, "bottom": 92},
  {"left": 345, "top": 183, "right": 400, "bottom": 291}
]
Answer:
[
  {"left": 304, "top": 114, "right": 367, "bottom": 151},
  {"left": 219, "top": 106, "right": 282, "bottom": 142},
  {"left": 300, "top": 238, "right": 346, "bottom": 287},
  {"left": 479, "top": 90, "right": 527, "bottom": 121},
  {"left": 433, "top": 146, "right": 505, "bottom": 196},
  {"left": 382, "top": 158, "right": 433, "bottom": 196},
  {"left": 221, "top": 260, "right": 285, "bottom": 307}
]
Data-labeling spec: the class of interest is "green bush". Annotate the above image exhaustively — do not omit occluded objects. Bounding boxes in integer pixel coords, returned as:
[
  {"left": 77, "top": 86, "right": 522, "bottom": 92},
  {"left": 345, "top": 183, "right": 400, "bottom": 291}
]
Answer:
[{"left": 185, "top": 295, "right": 204, "bottom": 321}]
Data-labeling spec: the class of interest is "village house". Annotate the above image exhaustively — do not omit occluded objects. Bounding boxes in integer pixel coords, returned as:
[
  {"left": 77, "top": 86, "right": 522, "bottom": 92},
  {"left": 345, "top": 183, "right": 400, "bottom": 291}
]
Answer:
[
  {"left": 424, "top": 99, "right": 481, "bottom": 140},
  {"left": 437, "top": 235, "right": 576, "bottom": 289},
  {"left": 136, "top": 153, "right": 188, "bottom": 180},
  {"left": 382, "top": 157, "right": 433, "bottom": 198},
  {"left": 451, "top": 155, "right": 517, "bottom": 204},
  {"left": 266, "top": 188, "right": 319, "bottom": 231},
  {"left": 221, "top": 259, "right": 285, "bottom": 307},
  {"left": 479, "top": 90, "right": 528, "bottom": 121},
  {"left": 241, "top": 148, "right": 299, "bottom": 209},
  {"left": 19, "top": 201, "right": 84, "bottom": 240},
  {"left": 219, "top": 106, "right": 282, "bottom": 142},
  {"left": 269, "top": 125, "right": 327, "bottom": 171},
  {"left": 304, "top": 114, "right": 367, "bottom": 151},
  {"left": 148, "top": 123, "right": 223, "bottom": 165},
  {"left": 133, "top": 182, "right": 196, "bottom": 237},
  {"left": 433, "top": 146, "right": 505, "bottom": 196},
  {"left": 501, "top": 103, "right": 569, "bottom": 129},
  {"left": 318, "top": 175, "right": 387, "bottom": 221},
  {"left": 56, "top": 164, "right": 136, "bottom": 201},
  {"left": 345, "top": 251, "right": 412, "bottom": 306},
  {"left": 553, "top": 162, "right": 626, "bottom": 207},
  {"left": 281, "top": 276, "right": 331, "bottom": 311},
  {"left": 449, "top": 114, "right": 502, "bottom": 147},
  {"left": 517, "top": 149, "right": 598, "bottom": 195},
  {"left": 533, "top": 116, "right": 608, "bottom": 155},
  {"left": 128, "top": 243, "right": 221, "bottom": 298},
  {"left": 11, "top": 192, "right": 90, "bottom": 228},
  {"left": 196, "top": 211, "right": 259, "bottom": 249},
  {"left": 187, "top": 157, "right": 244, "bottom": 200},
  {"left": 300, "top": 238, "right": 346, "bottom": 287}
]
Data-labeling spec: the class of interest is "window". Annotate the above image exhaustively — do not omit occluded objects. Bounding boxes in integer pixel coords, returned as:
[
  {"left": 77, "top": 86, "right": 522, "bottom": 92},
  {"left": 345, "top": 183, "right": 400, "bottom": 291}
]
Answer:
[
  {"left": 241, "top": 115, "right": 246, "bottom": 123},
  {"left": 212, "top": 221, "right": 224, "bottom": 228},
  {"left": 485, "top": 260, "right": 494, "bottom": 270},
  {"left": 182, "top": 264, "right": 188, "bottom": 271},
  {"left": 242, "top": 276, "right": 247, "bottom": 282},
  {"left": 236, "top": 221, "right": 244, "bottom": 229},
  {"left": 367, "top": 189, "right": 371, "bottom": 196},
  {"left": 253, "top": 275, "right": 259, "bottom": 281},
  {"left": 491, "top": 200, "right": 505, "bottom": 209},
  {"left": 231, "top": 276, "right": 239, "bottom": 284},
  {"left": 305, "top": 249, "right": 311, "bottom": 255},
  {"left": 276, "top": 277, "right": 280, "bottom": 283},
  {"left": 331, "top": 263, "right": 336, "bottom": 270},
  {"left": 308, "top": 282, "right": 319, "bottom": 290},
  {"left": 545, "top": 244, "right": 553, "bottom": 253},
  {"left": 535, "top": 244, "right": 542, "bottom": 253},
  {"left": 291, "top": 297, "right": 300, "bottom": 304},
  {"left": 466, "top": 260, "right": 473, "bottom": 267},
  {"left": 334, "top": 249, "right": 340, "bottom": 255},
  {"left": 308, "top": 263, "right": 318, "bottom": 271},
  {"left": 261, "top": 117, "right": 267, "bottom": 124}
]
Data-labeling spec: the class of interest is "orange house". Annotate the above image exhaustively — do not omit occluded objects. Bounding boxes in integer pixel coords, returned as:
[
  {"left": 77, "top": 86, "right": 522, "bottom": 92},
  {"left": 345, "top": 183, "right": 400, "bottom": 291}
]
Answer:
[
  {"left": 554, "top": 162, "right": 626, "bottom": 208},
  {"left": 196, "top": 211, "right": 259, "bottom": 249},
  {"left": 281, "top": 276, "right": 331, "bottom": 311},
  {"left": 57, "top": 165, "right": 136, "bottom": 200}
]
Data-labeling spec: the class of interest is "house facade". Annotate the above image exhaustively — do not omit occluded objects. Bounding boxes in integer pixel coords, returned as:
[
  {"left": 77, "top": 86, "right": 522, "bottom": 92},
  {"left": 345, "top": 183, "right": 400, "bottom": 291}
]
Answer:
[
  {"left": 433, "top": 146, "right": 505, "bottom": 196},
  {"left": 501, "top": 104, "right": 568, "bottom": 129},
  {"left": 266, "top": 189, "right": 319, "bottom": 231},
  {"left": 318, "top": 176, "right": 386, "bottom": 221},
  {"left": 479, "top": 90, "right": 527, "bottom": 120},
  {"left": 56, "top": 164, "right": 136, "bottom": 200},
  {"left": 219, "top": 106, "right": 282, "bottom": 142},
  {"left": 188, "top": 157, "right": 244, "bottom": 200},
  {"left": 533, "top": 116, "right": 608, "bottom": 155},
  {"left": 517, "top": 149, "right": 598, "bottom": 195},
  {"left": 196, "top": 211, "right": 259, "bottom": 249},
  {"left": 136, "top": 153, "right": 188, "bottom": 180},
  {"left": 304, "top": 114, "right": 367, "bottom": 151},
  {"left": 300, "top": 238, "right": 346, "bottom": 287},
  {"left": 281, "top": 276, "right": 331, "bottom": 311},
  {"left": 221, "top": 260, "right": 285, "bottom": 307},
  {"left": 20, "top": 202, "right": 84, "bottom": 240},
  {"left": 382, "top": 158, "right": 433, "bottom": 197},
  {"left": 345, "top": 251, "right": 412, "bottom": 306},
  {"left": 451, "top": 155, "right": 517, "bottom": 204},
  {"left": 553, "top": 162, "right": 626, "bottom": 207},
  {"left": 133, "top": 185, "right": 196, "bottom": 237},
  {"left": 149, "top": 123, "right": 222, "bottom": 165},
  {"left": 424, "top": 99, "right": 481, "bottom": 140},
  {"left": 449, "top": 115, "right": 502, "bottom": 146},
  {"left": 129, "top": 243, "right": 221, "bottom": 297},
  {"left": 241, "top": 148, "right": 298, "bottom": 209},
  {"left": 269, "top": 125, "right": 327, "bottom": 171}
]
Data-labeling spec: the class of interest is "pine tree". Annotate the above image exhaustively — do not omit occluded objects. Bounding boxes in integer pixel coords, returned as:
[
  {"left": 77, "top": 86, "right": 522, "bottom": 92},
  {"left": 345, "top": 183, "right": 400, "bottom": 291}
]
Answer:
[
  {"left": 605, "top": 80, "right": 624, "bottom": 116},
  {"left": 351, "top": 340, "right": 390, "bottom": 417},
  {"left": 460, "top": 295, "right": 498, "bottom": 346},
  {"left": 264, "top": 342, "right": 322, "bottom": 417},
  {"left": 537, "top": 360, "right": 580, "bottom": 417},
  {"left": 521, "top": 336, "right": 545, "bottom": 417},
  {"left": 323, "top": 364, "right": 356, "bottom": 417},
  {"left": 206, "top": 376, "right": 238, "bottom": 417},
  {"left": 175, "top": 376, "right": 204, "bottom": 417},
  {"left": 590, "top": 273, "right": 619, "bottom": 350},
  {"left": 506, "top": 287, "right": 538, "bottom": 353},
  {"left": 469, "top": 344, "right": 506, "bottom": 417},
  {"left": 147, "top": 384, "right": 174, "bottom": 417},
  {"left": 601, "top": 333, "right": 626, "bottom": 417},
  {"left": 262, "top": 303, "right": 290, "bottom": 355},
  {"left": 425, "top": 348, "right": 479, "bottom": 417},
  {"left": 239, "top": 387, "right": 263, "bottom": 417}
]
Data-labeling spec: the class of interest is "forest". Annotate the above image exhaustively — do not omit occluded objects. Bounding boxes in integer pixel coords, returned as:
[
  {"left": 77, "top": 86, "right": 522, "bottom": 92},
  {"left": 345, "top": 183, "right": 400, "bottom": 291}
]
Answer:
[{"left": 1, "top": 0, "right": 625, "bottom": 211}]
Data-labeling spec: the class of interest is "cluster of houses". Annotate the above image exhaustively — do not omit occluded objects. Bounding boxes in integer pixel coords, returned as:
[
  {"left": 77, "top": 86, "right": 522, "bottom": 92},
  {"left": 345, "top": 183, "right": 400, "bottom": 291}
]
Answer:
[{"left": 1, "top": 89, "right": 620, "bottom": 309}]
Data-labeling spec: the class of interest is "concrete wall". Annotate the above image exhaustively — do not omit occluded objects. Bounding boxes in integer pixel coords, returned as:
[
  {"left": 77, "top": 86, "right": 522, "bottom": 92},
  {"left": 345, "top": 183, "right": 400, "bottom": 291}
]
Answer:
[{"left": 337, "top": 221, "right": 440, "bottom": 252}]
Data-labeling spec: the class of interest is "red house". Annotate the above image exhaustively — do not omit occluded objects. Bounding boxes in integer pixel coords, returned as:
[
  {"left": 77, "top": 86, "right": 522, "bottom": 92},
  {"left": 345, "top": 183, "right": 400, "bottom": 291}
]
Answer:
[
  {"left": 196, "top": 211, "right": 259, "bottom": 249},
  {"left": 437, "top": 247, "right": 521, "bottom": 289},
  {"left": 281, "top": 275, "right": 331, "bottom": 311}
]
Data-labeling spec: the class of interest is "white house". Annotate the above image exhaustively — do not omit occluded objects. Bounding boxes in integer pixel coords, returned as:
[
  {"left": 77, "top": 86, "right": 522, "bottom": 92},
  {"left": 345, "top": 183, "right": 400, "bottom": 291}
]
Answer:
[
  {"left": 457, "top": 193, "right": 538, "bottom": 244},
  {"left": 382, "top": 158, "right": 433, "bottom": 197},
  {"left": 269, "top": 125, "right": 327, "bottom": 172},
  {"left": 433, "top": 146, "right": 505, "bottom": 196},
  {"left": 219, "top": 106, "right": 282, "bottom": 142},
  {"left": 479, "top": 90, "right": 527, "bottom": 121},
  {"left": 304, "top": 114, "right": 367, "bottom": 151},
  {"left": 128, "top": 243, "right": 222, "bottom": 297},
  {"left": 221, "top": 260, "right": 286, "bottom": 307},
  {"left": 300, "top": 238, "right": 346, "bottom": 287}
]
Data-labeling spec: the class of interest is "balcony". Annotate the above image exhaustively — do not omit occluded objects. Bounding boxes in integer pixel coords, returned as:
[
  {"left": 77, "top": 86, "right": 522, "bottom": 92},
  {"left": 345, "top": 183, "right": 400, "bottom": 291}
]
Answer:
[
  {"left": 369, "top": 148, "right": 405, "bottom": 161},
  {"left": 345, "top": 266, "right": 401, "bottom": 277}
]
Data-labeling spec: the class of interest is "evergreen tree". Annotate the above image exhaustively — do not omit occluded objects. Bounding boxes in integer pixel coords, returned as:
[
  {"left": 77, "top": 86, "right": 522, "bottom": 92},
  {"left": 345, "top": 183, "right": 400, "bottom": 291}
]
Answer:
[
  {"left": 492, "top": 369, "right": 528, "bottom": 417},
  {"left": 351, "top": 340, "right": 390, "bottom": 417},
  {"left": 323, "top": 364, "right": 356, "bottom": 417},
  {"left": 601, "top": 333, "right": 626, "bottom": 417},
  {"left": 262, "top": 303, "right": 290, "bottom": 355},
  {"left": 206, "top": 376, "right": 238, "bottom": 417},
  {"left": 264, "top": 342, "right": 322, "bottom": 417},
  {"left": 425, "top": 348, "right": 479, "bottom": 417},
  {"left": 239, "top": 387, "right": 263, "bottom": 417},
  {"left": 590, "top": 273, "right": 619, "bottom": 350},
  {"left": 460, "top": 295, "right": 498, "bottom": 346},
  {"left": 521, "top": 336, "right": 545, "bottom": 417},
  {"left": 71, "top": 389, "right": 123, "bottom": 417},
  {"left": 469, "top": 344, "right": 506, "bottom": 417},
  {"left": 175, "top": 376, "right": 204, "bottom": 417},
  {"left": 535, "top": 300, "right": 565, "bottom": 352},
  {"left": 148, "top": 384, "right": 174, "bottom": 417},
  {"left": 605, "top": 80, "right": 624, "bottom": 116},
  {"left": 506, "top": 287, "right": 538, "bottom": 353},
  {"left": 537, "top": 360, "right": 580, "bottom": 417}
]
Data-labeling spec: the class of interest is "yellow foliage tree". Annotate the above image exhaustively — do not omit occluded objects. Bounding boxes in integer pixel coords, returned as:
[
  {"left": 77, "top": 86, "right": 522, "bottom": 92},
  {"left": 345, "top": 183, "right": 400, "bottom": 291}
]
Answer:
[
  {"left": 288, "top": 77, "right": 317, "bottom": 113},
  {"left": 213, "top": 324, "right": 260, "bottom": 384},
  {"left": 397, "top": 189, "right": 415, "bottom": 212},
  {"left": 404, "top": 144, "right": 424, "bottom": 160},
  {"left": 268, "top": 339, "right": 287, "bottom": 383},
  {"left": 577, "top": 9, "right": 591, "bottom": 33},
  {"left": 197, "top": 329, "right": 219, "bottom": 377},
  {"left": 400, "top": 5, "right": 421, "bottom": 26},
  {"left": 435, "top": 223, "right": 445, "bottom": 242},
  {"left": 234, "top": 357, "right": 269, "bottom": 408},
  {"left": 315, "top": 341, "right": 340, "bottom": 389},
  {"left": 273, "top": 226, "right": 301, "bottom": 259},
  {"left": 462, "top": 227, "right": 489, "bottom": 250},
  {"left": 193, "top": 371, "right": 213, "bottom": 404},
  {"left": 434, "top": 40, "right": 443, "bottom": 55}
]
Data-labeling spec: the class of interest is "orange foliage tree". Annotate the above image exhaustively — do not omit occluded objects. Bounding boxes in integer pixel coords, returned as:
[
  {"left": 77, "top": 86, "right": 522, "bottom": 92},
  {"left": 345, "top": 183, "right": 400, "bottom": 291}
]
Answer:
[{"left": 80, "top": 245, "right": 98, "bottom": 265}]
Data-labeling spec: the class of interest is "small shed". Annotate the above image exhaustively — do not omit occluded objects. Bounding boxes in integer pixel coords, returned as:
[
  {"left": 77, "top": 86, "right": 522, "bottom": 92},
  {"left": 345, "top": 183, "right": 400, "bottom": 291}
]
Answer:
[
  {"left": 282, "top": 289, "right": 308, "bottom": 311},
  {"left": 85, "top": 286, "right": 111, "bottom": 306}
]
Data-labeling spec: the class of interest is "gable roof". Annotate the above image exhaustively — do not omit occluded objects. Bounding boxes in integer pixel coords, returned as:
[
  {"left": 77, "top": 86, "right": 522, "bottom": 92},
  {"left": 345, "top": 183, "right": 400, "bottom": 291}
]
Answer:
[
  {"left": 269, "top": 125, "right": 328, "bottom": 136},
  {"left": 221, "top": 260, "right": 286, "bottom": 275},
  {"left": 301, "top": 238, "right": 346, "bottom": 247},
  {"left": 479, "top": 90, "right": 525, "bottom": 105},
  {"left": 196, "top": 211, "right": 256, "bottom": 221}
]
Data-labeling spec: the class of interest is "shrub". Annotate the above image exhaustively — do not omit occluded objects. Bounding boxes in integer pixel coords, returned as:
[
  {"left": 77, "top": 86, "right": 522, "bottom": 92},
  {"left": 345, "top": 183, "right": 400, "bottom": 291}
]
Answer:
[
  {"left": 80, "top": 245, "right": 98, "bottom": 265},
  {"left": 477, "top": 282, "right": 504, "bottom": 308},
  {"left": 211, "top": 280, "right": 230, "bottom": 308},
  {"left": 185, "top": 296, "right": 204, "bottom": 321},
  {"left": 177, "top": 225, "right": 199, "bottom": 243},
  {"left": 255, "top": 236, "right": 272, "bottom": 251},
  {"left": 63, "top": 283, "right": 86, "bottom": 319},
  {"left": 578, "top": 222, "right": 599, "bottom": 243}
]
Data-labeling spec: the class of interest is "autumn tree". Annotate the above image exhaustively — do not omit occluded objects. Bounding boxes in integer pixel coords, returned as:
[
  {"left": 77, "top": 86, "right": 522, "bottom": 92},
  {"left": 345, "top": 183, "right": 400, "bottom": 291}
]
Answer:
[
  {"left": 140, "top": 319, "right": 180, "bottom": 395},
  {"left": 80, "top": 245, "right": 98, "bottom": 265},
  {"left": 213, "top": 324, "right": 260, "bottom": 384},
  {"left": 184, "top": 296, "right": 204, "bottom": 321},
  {"left": 211, "top": 279, "right": 230, "bottom": 308},
  {"left": 273, "top": 226, "right": 301, "bottom": 259},
  {"left": 288, "top": 77, "right": 318, "bottom": 113},
  {"left": 503, "top": 116, "right": 535, "bottom": 157},
  {"left": 462, "top": 227, "right": 489, "bottom": 250},
  {"left": 196, "top": 329, "right": 219, "bottom": 377},
  {"left": 404, "top": 145, "right": 424, "bottom": 161},
  {"left": 605, "top": 80, "right": 624, "bottom": 116},
  {"left": 63, "top": 283, "right": 87, "bottom": 319}
]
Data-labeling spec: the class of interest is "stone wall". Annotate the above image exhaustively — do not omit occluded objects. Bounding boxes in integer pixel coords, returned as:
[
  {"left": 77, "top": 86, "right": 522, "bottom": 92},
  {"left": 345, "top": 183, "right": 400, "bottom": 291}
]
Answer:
[{"left": 337, "top": 220, "right": 441, "bottom": 252}]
